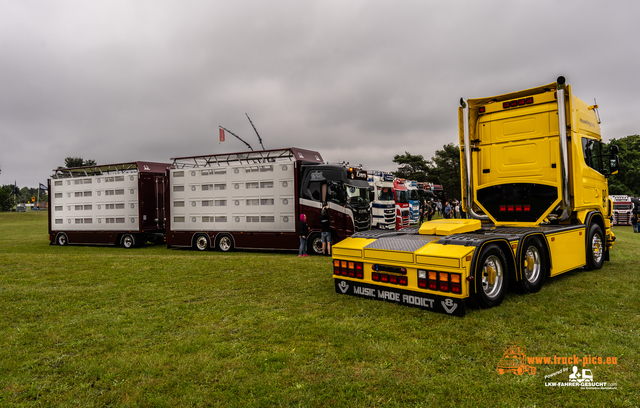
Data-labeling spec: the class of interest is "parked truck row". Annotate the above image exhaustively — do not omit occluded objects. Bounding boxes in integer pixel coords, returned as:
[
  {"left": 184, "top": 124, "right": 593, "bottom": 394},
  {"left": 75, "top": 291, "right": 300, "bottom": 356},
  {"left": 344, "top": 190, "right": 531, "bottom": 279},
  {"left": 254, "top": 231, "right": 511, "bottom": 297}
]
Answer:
[
  {"left": 49, "top": 150, "right": 446, "bottom": 252},
  {"left": 48, "top": 148, "right": 373, "bottom": 254}
]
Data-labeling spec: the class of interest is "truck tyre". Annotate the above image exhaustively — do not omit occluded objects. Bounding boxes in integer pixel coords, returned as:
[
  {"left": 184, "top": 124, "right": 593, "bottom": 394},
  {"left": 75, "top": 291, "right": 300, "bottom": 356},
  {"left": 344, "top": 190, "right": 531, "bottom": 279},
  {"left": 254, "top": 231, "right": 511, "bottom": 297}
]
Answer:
[
  {"left": 585, "top": 223, "right": 605, "bottom": 271},
  {"left": 194, "top": 234, "right": 210, "bottom": 251},
  {"left": 216, "top": 234, "right": 234, "bottom": 252},
  {"left": 474, "top": 244, "right": 509, "bottom": 308},
  {"left": 308, "top": 233, "right": 323, "bottom": 255},
  {"left": 56, "top": 233, "right": 68, "bottom": 246},
  {"left": 121, "top": 234, "right": 136, "bottom": 249},
  {"left": 517, "top": 236, "right": 546, "bottom": 294}
]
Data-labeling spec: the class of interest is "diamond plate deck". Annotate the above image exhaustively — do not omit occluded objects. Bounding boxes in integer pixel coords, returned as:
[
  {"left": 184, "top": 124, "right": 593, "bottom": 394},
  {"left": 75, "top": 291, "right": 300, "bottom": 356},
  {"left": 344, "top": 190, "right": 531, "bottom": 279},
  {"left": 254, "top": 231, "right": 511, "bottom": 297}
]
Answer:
[{"left": 364, "top": 234, "right": 437, "bottom": 252}]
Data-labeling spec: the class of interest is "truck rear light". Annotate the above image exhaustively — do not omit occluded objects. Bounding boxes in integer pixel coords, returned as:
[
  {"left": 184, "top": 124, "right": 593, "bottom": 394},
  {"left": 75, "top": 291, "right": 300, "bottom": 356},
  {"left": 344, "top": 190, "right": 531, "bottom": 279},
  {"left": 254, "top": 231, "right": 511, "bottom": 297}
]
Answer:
[
  {"left": 479, "top": 106, "right": 486, "bottom": 113},
  {"left": 355, "top": 263, "right": 363, "bottom": 279},
  {"left": 503, "top": 97, "right": 534, "bottom": 109},
  {"left": 373, "top": 270, "right": 409, "bottom": 286},
  {"left": 417, "top": 270, "right": 462, "bottom": 293},
  {"left": 438, "top": 272, "right": 450, "bottom": 291},
  {"left": 500, "top": 204, "right": 531, "bottom": 212},
  {"left": 418, "top": 269, "right": 427, "bottom": 288},
  {"left": 450, "top": 274, "right": 462, "bottom": 294},
  {"left": 428, "top": 270, "right": 438, "bottom": 290},
  {"left": 333, "top": 259, "right": 363, "bottom": 279}
]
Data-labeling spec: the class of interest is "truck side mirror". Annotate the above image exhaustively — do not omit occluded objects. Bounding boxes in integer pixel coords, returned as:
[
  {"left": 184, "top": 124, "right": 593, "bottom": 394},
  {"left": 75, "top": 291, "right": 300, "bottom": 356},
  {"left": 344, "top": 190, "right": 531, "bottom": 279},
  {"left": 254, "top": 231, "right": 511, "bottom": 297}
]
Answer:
[{"left": 610, "top": 154, "right": 620, "bottom": 175}]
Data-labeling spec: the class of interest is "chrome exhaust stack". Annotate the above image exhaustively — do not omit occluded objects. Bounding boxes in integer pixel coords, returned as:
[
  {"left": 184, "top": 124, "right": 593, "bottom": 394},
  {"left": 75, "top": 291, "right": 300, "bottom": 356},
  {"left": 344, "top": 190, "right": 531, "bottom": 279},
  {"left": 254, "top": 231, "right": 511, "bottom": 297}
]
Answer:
[
  {"left": 556, "top": 76, "right": 572, "bottom": 221},
  {"left": 461, "top": 98, "right": 489, "bottom": 220}
]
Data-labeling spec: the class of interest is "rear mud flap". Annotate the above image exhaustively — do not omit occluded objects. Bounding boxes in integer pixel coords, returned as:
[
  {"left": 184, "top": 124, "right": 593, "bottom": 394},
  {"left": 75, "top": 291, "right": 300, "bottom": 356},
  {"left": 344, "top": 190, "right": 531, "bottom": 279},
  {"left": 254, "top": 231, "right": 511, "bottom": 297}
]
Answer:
[{"left": 334, "top": 278, "right": 466, "bottom": 317}]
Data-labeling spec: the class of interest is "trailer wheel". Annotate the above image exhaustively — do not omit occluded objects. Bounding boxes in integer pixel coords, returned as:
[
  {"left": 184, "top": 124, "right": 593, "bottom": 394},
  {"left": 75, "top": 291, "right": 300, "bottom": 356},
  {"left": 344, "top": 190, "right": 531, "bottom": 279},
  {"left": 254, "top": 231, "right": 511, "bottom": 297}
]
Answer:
[
  {"left": 517, "top": 236, "right": 546, "bottom": 293},
  {"left": 216, "top": 234, "right": 234, "bottom": 252},
  {"left": 474, "top": 244, "right": 508, "bottom": 308},
  {"left": 194, "top": 234, "right": 210, "bottom": 251},
  {"left": 121, "top": 234, "right": 136, "bottom": 249},
  {"left": 56, "top": 233, "right": 68, "bottom": 246},
  {"left": 585, "top": 223, "right": 605, "bottom": 271},
  {"left": 308, "top": 233, "right": 323, "bottom": 255}
]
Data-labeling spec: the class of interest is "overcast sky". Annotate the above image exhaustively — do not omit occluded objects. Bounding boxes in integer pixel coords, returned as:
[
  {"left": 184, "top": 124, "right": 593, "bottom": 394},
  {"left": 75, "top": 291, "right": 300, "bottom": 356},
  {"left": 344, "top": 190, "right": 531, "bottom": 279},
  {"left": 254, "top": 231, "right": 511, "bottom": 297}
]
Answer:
[{"left": 1, "top": 0, "right": 639, "bottom": 189}]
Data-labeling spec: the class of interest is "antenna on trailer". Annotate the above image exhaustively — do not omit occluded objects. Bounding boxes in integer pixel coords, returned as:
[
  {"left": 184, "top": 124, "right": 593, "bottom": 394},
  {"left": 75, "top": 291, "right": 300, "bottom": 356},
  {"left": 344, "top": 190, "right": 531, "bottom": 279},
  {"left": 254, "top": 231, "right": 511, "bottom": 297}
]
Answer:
[
  {"left": 219, "top": 126, "right": 254, "bottom": 151},
  {"left": 245, "top": 113, "right": 265, "bottom": 150}
]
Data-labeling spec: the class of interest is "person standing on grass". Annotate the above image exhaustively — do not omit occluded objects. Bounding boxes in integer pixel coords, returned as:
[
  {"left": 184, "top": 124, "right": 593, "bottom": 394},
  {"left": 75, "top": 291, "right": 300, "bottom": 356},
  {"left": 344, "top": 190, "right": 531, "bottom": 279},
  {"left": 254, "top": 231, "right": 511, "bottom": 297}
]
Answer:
[
  {"left": 427, "top": 200, "right": 435, "bottom": 221},
  {"left": 444, "top": 201, "right": 452, "bottom": 219},
  {"left": 419, "top": 197, "right": 427, "bottom": 224},
  {"left": 320, "top": 205, "right": 332, "bottom": 256},
  {"left": 299, "top": 213, "right": 309, "bottom": 257},
  {"left": 632, "top": 213, "right": 638, "bottom": 233}
]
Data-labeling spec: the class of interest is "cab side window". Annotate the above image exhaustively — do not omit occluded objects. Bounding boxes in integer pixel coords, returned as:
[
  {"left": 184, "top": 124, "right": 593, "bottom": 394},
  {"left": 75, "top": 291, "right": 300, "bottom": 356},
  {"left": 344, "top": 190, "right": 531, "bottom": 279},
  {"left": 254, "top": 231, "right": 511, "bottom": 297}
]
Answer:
[
  {"left": 328, "top": 183, "right": 343, "bottom": 205},
  {"left": 582, "top": 138, "right": 604, "bottom": 174}
]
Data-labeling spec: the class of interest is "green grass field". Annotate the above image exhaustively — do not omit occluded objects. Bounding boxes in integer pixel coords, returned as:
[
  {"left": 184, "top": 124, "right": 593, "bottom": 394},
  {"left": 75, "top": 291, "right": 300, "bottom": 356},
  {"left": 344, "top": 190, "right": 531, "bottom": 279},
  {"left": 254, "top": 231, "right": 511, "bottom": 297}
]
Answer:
[{"left": 1, "top": 211, "right": 638, "bottom": 407}]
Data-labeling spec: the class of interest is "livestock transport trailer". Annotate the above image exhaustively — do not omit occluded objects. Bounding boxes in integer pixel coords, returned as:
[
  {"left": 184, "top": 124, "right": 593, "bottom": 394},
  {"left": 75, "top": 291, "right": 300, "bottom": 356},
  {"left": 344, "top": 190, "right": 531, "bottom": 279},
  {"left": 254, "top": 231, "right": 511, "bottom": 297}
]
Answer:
[
  {"left": 49, "top": 161, "right": 170, "bottom": 247},
  {"left": 165, "top": 147, "right": 371, "bottom": 253}
]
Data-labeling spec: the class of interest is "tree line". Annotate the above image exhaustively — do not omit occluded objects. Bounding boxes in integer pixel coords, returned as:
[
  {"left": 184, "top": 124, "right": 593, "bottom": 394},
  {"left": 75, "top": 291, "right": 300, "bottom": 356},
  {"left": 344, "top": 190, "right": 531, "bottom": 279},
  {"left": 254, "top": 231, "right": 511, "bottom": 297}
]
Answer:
[
  {"left": 392, "top": 143, "right": 461, "bottom": 201},
  {"left": 0, "top": 157, "right": 96, "bottom": 211},
  {"left": 2, "top": 138, "right": 639, "bottom": 212}
]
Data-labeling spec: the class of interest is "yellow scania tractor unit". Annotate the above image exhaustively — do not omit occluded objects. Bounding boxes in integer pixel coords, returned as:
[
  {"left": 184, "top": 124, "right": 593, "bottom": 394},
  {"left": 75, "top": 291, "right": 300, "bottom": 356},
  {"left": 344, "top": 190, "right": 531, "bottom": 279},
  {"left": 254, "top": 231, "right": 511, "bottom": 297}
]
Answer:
[{"left": 332, "top": 76, "right": 620, "bottom": 316}]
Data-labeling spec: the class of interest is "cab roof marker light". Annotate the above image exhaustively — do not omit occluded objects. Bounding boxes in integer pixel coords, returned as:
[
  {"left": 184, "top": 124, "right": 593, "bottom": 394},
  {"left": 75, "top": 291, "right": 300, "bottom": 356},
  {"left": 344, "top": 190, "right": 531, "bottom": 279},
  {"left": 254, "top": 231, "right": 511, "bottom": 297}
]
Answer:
[{"left": 503, "top": 97, "right": 534, "bottom": 109}]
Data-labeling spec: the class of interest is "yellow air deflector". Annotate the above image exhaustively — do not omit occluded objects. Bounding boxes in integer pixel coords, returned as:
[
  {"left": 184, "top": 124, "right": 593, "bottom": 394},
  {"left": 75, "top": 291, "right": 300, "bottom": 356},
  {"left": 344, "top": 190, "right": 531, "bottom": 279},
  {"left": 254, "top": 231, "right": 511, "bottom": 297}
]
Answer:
[
  {"left": 415, "top": 243, "right": 474, "bottom": 268},
  {"left": 419, "top": 219, "right": 482, "bottom": 236},
  {"left": 332, "top": 238, "right": 375, "bottom": 258}
]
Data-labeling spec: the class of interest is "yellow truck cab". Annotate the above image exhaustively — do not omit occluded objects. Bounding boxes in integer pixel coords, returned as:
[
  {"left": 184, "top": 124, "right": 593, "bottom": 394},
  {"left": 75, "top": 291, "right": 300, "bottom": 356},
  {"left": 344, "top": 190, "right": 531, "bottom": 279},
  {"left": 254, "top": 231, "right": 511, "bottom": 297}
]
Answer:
[{"left": 332, "top": 77, "right": 619, "bottom": 316}]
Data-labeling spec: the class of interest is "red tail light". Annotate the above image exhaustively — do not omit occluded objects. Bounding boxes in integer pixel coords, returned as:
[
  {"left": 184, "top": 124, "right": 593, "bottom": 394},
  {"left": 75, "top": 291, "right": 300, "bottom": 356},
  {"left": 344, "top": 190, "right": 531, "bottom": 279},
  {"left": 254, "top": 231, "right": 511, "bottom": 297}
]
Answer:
[
  {"left": 333, "top": 259, "right": 364, "bottom": 280},
  {"left": 418, "top": 270, "right": 463, "bottom": 293},
  {"left": 499, "top": 204, "right": 532, "bottom": 212},
  {"left": 503, "top": 97, "right": 534, "bottom": 109}
]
